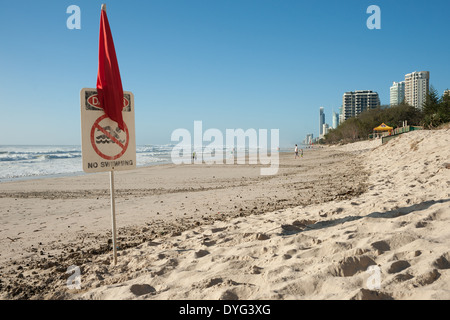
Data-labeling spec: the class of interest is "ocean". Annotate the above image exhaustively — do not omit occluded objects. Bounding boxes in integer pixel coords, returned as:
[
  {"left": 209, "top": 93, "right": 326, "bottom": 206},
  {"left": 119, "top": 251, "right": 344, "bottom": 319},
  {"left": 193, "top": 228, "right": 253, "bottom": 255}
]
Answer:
[
  {"left": 0, "top": 145, "right": 174, "bottom": 182},
  {"left": 0, "top": 145, "right": 296, "bottom": 182}
]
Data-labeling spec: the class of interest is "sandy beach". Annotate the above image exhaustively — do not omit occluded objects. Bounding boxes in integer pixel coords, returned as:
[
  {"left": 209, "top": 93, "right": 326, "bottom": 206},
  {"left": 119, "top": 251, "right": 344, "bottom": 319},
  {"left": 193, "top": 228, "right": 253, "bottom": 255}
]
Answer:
[{"left": 0, "top": 129, "right": 449, "bottom": 300}]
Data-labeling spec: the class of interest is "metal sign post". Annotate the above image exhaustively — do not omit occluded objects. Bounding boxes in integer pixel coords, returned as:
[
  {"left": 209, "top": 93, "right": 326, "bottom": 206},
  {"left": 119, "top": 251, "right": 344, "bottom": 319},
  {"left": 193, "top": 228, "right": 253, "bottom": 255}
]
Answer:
[{"left": 110, "top": 170, "right": 117, "bottom": 265}]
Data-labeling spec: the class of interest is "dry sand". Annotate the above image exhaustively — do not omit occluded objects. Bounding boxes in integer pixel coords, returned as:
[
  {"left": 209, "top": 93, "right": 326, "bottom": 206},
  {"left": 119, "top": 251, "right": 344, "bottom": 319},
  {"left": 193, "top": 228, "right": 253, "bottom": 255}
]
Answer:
[{"left": 0, "top": 129, "right": 449, "bottom": 300}]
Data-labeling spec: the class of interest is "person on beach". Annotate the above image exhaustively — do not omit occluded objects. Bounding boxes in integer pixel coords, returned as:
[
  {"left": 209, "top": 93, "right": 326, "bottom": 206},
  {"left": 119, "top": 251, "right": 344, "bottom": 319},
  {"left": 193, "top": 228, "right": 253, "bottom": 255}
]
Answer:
[
  {"left": 301, "top": 148, "right": 303, "bottom": 158},
  {"left": 295, "top": 144, "right": 299, "bottom": 159}
]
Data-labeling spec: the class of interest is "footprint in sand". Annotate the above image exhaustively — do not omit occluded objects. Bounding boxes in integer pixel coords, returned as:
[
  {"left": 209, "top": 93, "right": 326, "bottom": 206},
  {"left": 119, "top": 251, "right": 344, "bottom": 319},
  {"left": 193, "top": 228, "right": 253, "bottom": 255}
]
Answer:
[
  {"left": 129, "top": 284, "right": 156, "bottom": 296},
  {"left": 412, "top": 269, "right": 441, "bottom": 287},
  {"left": 351, "top": 288, "right": 393, "bottom": 300},
  {"left": 330, "top": 255, "right": 377, "bottom": 277},
  {"left": 219, "top": 289, "right": 239, "bottom": 300},
  {"left": 194, "top": 249, "right": 210, "bottom": 258},
  {"left": 433, "top": 252, "right": 450, "bottom": 270},
  {"left": 371, "top": 240, "right": 390, "bottom": 255},
  {"left": 387, "top": 260, "right": 411, "bottom": 274}
]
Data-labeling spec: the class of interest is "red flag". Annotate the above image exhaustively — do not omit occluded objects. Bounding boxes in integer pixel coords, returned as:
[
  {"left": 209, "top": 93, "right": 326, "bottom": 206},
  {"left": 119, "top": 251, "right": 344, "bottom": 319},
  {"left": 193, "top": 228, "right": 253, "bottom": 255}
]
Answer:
[{"left": 96, "top": 4, "right": 125, "bottom": 131}]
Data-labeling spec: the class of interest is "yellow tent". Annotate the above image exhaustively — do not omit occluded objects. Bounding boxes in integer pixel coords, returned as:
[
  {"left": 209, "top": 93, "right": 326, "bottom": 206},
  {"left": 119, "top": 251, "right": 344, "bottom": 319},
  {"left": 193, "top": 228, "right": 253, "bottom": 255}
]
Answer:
[{"left": 373, "top": 123, "right": 393, "bottom": 131}]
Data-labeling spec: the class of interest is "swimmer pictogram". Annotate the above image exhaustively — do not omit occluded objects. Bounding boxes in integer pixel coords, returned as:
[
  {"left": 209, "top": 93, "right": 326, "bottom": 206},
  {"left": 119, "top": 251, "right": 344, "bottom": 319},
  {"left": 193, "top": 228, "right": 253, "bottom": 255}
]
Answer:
[{"left": 90, "top": 114, "right": 129, "bottom": 160}]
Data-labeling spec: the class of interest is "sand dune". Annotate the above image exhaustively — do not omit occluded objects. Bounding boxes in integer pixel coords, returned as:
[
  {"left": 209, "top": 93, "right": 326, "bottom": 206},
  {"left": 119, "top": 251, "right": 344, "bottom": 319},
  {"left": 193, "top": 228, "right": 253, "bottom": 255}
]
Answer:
[{"left": 0, "top": 129, "right": 449, "bottom": 300}]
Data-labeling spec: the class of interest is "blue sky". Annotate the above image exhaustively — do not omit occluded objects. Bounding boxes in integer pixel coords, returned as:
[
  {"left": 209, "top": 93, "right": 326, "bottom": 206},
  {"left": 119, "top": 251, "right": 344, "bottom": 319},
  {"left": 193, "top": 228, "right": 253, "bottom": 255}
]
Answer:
[{"left": 1, "top": 0, "right": 449, "bottom": 147}]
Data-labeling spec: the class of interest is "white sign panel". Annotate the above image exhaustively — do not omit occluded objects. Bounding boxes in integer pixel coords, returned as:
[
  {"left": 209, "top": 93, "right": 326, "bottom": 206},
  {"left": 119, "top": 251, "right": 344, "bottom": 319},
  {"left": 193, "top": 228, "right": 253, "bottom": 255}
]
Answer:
[{"left": 80, "top": 88, "right": 136, "bottom": 173}]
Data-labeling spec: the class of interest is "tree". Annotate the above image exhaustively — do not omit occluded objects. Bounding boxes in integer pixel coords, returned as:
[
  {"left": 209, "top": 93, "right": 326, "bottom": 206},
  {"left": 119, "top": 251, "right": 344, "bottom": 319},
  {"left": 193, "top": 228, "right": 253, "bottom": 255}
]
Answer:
[
  {"left": 422, "top": 86, "right": 450, "bottom": 128},
  {"left": 423, "top": 85, "right": 440, "bottom": 115},
  {"left": 322, "top": 103, "right": 422, "bottom": 144}
]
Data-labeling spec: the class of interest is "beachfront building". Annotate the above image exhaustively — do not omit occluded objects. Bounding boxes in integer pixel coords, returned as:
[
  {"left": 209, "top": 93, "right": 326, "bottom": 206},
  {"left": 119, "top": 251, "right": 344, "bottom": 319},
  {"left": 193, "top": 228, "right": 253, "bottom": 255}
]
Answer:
[
  {"left": 342, "top": 90, "right": 380, "bottom": 121},
  {"left": 390, "top": 81, "right": 405, "bottom": 106},
  {"left": 332, "top": 111, "right": 339, "bottom": 129},
  {"left": 339, "top": 105, "right": 345, "bottom": 125},
  {"left": 304, "top": 133, "right": 314, "bottom": 145},
  {"left": 404, "top": 71, "right": 430, "bottom": 110},
  {"left": 444, "top": 89, "right": 450, "bottom": 96},
  {"left": 322, "top": 123, "right": 329, "bottom": 136},
  {"left": 319, "top": 107, "right": 325, "bottom": 137}
]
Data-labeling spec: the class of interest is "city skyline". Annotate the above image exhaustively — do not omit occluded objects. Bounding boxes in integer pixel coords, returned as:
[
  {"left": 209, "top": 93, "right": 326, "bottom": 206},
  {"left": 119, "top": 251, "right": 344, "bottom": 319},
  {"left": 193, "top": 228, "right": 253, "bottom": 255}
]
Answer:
[
  {"left": 1, "top": 1, "right": 450, "bottom": 147},
  {"left": 318, "top": 69, "right": 446, "bottom": 142},
  {"left": 315, "top": 66, "right": 450, "bottom": 142}
]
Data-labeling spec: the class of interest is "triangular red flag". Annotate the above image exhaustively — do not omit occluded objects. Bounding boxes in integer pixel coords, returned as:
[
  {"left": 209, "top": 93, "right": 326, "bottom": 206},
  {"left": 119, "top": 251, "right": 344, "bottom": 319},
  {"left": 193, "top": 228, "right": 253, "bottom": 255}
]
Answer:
[{"left": 96, "top": 4, "right": 125, "bottom": 131}]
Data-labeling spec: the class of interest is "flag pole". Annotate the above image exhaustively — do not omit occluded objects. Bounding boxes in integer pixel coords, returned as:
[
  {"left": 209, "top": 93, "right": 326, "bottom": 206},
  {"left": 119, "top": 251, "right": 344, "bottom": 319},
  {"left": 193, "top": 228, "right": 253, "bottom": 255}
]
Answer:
[
  {"left": 110, "top": 169, "right": 118, "bottom": 265},
  {"left": 100, "top": 2, "right": 117, "bottom": 266}
]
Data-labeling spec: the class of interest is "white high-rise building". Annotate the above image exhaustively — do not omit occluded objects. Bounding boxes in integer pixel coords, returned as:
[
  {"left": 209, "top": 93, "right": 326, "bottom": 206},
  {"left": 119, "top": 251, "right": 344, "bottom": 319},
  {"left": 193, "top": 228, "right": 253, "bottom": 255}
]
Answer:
[
  {"left": 339, "top": 105, "right": 345, "bottom": 125},
  {"left": 342, "top": 90, "right": 380, "bottom": 121},
  {"left": 390, "top": 81, "right": 405, "bottom": 106},
  {"left": 304, "top": 133, "right": 314, "bottom": 145},
  {"left": 332, "top": 111, "right": 339, "bottom": 129},
  {"left": 404, "top": 71, "right": 430, "bottom": 110},
  {"left": 322, "top": 123, "right": 329, "bottom": 136}
]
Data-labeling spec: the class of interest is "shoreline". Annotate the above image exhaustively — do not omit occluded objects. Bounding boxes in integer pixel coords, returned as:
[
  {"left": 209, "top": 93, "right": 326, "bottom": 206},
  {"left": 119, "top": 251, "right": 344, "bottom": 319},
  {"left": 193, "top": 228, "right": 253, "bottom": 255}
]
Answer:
[
  {"left": 0, "top": 160, "right": 175, "bottom": 184},
  {"left": 0, "top": 147, "right": 308, "bottom": 183}
]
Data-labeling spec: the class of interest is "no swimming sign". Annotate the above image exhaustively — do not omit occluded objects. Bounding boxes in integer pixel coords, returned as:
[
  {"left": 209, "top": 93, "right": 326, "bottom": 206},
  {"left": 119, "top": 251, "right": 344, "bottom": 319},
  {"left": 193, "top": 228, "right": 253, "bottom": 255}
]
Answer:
[{"left": 80, "top": 88, "right": 136, "bottom": 173}]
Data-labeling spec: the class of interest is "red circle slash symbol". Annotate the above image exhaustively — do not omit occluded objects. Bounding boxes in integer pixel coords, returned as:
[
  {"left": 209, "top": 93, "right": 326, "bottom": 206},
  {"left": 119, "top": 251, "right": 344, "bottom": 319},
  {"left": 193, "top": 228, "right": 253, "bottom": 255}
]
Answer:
[{"left": 90, "top": 114, "right": 129, "bottom": 160}]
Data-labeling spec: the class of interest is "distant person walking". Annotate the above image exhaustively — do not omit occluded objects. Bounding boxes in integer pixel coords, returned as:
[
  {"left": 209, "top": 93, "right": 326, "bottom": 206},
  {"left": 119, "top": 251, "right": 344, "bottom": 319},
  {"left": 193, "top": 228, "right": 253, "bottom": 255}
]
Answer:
[
  {"left": 295, "top": 144, "right": 299, "bottom": 159},
  {"left": 301, "top": 148, "right": 303, "bottom": 158}
]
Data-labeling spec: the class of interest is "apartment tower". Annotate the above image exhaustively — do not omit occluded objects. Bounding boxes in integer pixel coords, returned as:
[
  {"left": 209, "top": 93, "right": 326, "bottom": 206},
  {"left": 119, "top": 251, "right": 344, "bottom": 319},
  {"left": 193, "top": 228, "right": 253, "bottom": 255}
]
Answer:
[
  {"left": 332, "top": 111, "right": 339, "bottom": 129},
  {"left": 404, "top": 71, "right": 430, "bottom": 109},
  {"left": 342, "top": 90, "right": 380, "bottom": 121},
  {"left": 390, "top": 81, "right": 405, "bottom": 106}
]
